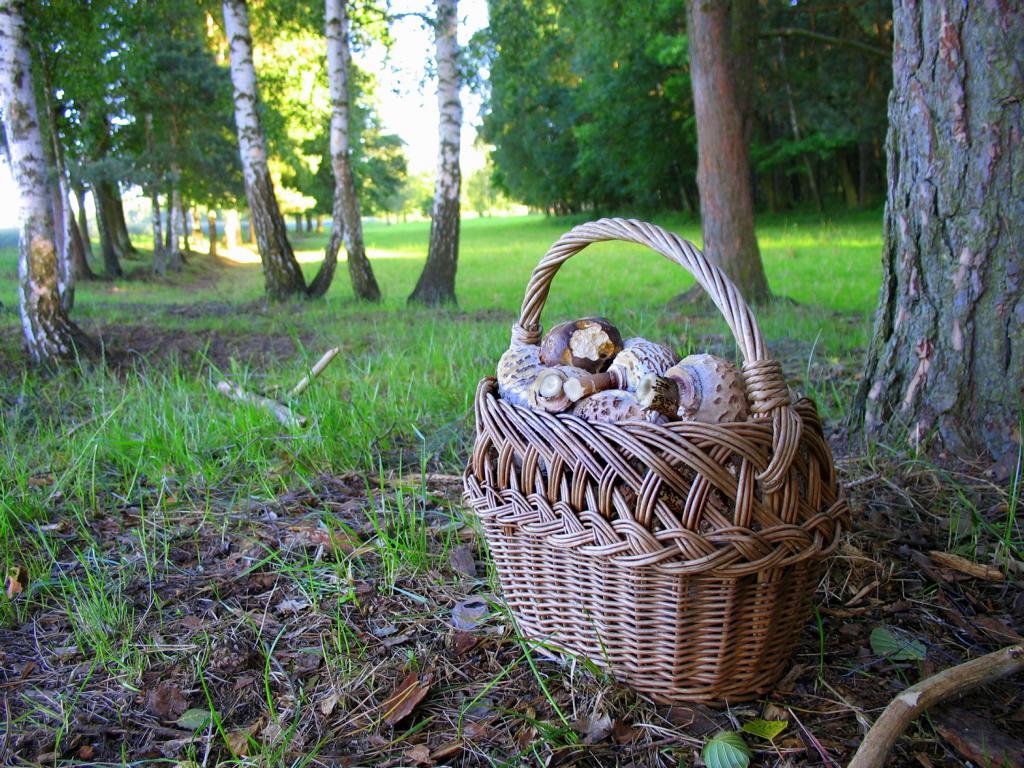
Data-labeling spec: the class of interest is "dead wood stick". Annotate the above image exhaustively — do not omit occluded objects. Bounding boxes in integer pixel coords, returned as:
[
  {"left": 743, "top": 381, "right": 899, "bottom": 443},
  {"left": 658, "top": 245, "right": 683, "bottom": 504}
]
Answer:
[
  {"left": 290, "top": 346, "right": 340, "bottom": 398},
  {"left": 848, "top": 645, "right": 1024, "bottom": 768},
  {"left": 216, "top": 380, "right": 307, "bottom": 428}
]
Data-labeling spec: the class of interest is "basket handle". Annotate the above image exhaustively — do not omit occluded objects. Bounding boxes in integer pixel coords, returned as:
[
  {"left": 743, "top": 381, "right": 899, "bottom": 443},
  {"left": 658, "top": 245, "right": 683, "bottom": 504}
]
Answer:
[{"left": 510, "top": 217, "right": 801, "bottom": 491}]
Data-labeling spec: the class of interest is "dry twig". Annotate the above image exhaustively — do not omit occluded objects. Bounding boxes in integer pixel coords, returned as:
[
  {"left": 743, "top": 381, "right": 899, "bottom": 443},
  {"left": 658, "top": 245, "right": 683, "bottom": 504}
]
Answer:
[
  {"left": 848, "top": 645, "right": 1024, "bottom": 768},
  {"left": 290, "top": 346, "right": 340, "bottom": 398},
  {"left": 215, "top": 380, "right": 307, "bottom": 428}
]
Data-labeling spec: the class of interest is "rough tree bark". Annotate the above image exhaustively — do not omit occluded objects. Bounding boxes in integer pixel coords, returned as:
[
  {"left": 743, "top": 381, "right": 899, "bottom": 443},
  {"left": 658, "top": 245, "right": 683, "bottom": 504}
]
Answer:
[
  {"left": 73, "top": 181, "right": 95, "bottom": 263},
  {"left": 312, "top": 0, "right": 380, "bottom": 301},
  {"left": 686, "top": 0, "right": 771, "bottom": 305},
  {"left": 93, "top": 180, "right": 124, "bottom": 277},
  {"left": 0, "top": 0, "right": 92, "bottom": 365},
  {"left": 854, "top": 0, "right": 1024, "bottom": 475},
  {"left": 222, "top": 0, "right": 306, "bottom": 300},
  {"left": 409, "top": 0, "right": 461, "bottom": 306}
]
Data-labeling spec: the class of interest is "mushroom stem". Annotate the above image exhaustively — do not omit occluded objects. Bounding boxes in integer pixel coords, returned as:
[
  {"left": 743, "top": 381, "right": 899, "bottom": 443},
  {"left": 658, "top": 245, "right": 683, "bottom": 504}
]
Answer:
[
  {"left": 636, "top": 374, "right": 680, "bottom": 419},
  {"left": 563, "top": 370, "right": 619, "bottom": 402}
]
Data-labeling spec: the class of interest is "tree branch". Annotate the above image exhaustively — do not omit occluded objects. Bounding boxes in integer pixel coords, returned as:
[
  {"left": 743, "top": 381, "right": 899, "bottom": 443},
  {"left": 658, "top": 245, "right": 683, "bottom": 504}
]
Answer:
[
  {"left": 760, "top": 27, "right": 890, "bottom": 59},
  {"left": 848, "top": 645, "right": 1024, "bottom": 768}
]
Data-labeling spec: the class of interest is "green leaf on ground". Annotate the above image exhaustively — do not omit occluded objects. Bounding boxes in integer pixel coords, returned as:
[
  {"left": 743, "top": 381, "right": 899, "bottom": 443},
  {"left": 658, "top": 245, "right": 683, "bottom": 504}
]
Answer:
[
  {"left": 702, "top": 731, "right": 751, "bottom": 768},
  {"left": 870, "top": 625, "right": 926, "bottom": 660},
  {"left": 175, "top": 708, "right": 211, "bottom": 730},
  {"left": 741, "top": 718, "right": 788, "bottom": 741}
]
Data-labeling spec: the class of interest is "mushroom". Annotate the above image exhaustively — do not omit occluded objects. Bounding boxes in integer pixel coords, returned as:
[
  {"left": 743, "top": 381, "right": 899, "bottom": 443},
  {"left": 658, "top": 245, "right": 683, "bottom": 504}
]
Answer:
[
  {"left": 533, "top": 365, "right": 621, "bottom": 412},
  {"left": 540, "top": 317, "right": 623, "bottom": 373},
  {"left": 497, "top": 343, "right": 543, "bottom": 408},
  {"left": 638, "top": 353, "right": 747, "bottom": 423},
  {"left": 605, "top": 338, "right": 677, "bottom": 392},
  {"left": 571, "top": 389, "right": 666, "bottom": 424}
]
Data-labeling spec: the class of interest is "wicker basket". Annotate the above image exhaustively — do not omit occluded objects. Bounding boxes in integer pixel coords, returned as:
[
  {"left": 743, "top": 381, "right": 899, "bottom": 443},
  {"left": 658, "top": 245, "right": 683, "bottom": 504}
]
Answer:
[{"left": 462, "top": 218, "right": 849, "bottom": 704}]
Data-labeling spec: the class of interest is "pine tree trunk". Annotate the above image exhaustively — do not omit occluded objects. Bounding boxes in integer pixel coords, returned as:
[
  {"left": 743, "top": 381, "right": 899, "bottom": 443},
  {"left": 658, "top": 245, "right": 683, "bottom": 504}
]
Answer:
[
  {"left": 0, "top": 1, "right": 91, "bottom": 365},
  {"left": 223, "top": 0, "right": 306, "bottom": 300},
  {"left": 686, "top": 0, "right": 771, "bottom": 305},
  {"left": 409, "top": 0, "right": 461, "bottom": 306},
  {"left": 837, "top": 152, "right": 859, "bottom": 208},
  {"left": 854, "top": 0, "right": 1024, "bottom": 475},
  {"left": 318, "top": 0, "right": 380, "bottom": 301},
  {"left": 208, "top": 210, "right": 218, "bottom": 258},
  {"left": 111, "top": 189, "right": 137, "bottom": 257},
  {"left": 305, "top": 211, "right": 312, "bottom": 232},
  {"left": 94, "top": 181, "right": 124, "bottom": 277}
]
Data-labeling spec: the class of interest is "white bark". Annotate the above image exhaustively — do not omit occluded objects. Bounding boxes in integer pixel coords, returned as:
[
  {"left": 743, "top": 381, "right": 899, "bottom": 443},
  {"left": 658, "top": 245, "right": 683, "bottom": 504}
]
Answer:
[
  {"left": 222, "top": 0, "right": 268, "bottom": 185},
  {"left": 0, "top": 0, "right": 82, "bottom": 363},
  {"left": 222, "top": 0, "right": 305, "bottom": 298},
  {"left": 433, "top": 0, "right": 462, "bottom": 212},
  {"left": 319, "top": 0, "right": 379, "bottom": 300}
]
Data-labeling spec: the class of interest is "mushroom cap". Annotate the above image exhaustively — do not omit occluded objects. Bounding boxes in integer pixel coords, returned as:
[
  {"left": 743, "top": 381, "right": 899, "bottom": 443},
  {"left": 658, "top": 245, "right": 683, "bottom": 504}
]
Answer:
[
  {"left": 497, "top": 343, "right": 542, "bottom": 408},
  {"left": 539, "top": 317, "right": 624, "bottom": 373},
  {"left": 609, "top": 338, "right": 678, "bottom": 391},
  {"left": 668, "top": 353, "right": 748, "bottom": 423},
  {"left": 571, "top": 389, "right": 665, "bottom": 424}
]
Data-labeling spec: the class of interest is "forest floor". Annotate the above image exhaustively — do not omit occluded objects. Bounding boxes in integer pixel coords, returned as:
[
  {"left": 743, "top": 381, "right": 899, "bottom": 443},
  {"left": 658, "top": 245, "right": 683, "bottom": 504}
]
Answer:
[{"left": 1, "top": 211, "right": 1021, "bottom": 767}]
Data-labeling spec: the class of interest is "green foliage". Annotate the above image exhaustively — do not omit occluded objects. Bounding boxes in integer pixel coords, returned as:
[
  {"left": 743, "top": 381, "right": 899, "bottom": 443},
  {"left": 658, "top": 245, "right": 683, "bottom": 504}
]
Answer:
[
  {"left": 869, "top": 626, "right": 927, "bottom": 661},
  {"left": 741, "top": 719, "right": 787, "bottom": 742},
  {"left": 702, "top": 731, "right": 752, "bottom": 768}
]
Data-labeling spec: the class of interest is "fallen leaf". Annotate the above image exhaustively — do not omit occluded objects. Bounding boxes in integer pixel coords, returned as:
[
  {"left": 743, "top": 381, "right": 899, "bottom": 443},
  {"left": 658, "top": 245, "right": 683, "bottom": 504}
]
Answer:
[
  {"left": 870, "top": 625, "right": 927, "bottom": 661},
  {"left": 667, "top": 704, "right": 720, "bottom": 736},
  {"left": 225, "top": 728, "right": 251, "bottom": 757},
  {"left": 453, "top": 631, "right": 478, "bottom": 656},
  {"left": 379, "top": 671, "right": 433, "bottom": 727},
  {"left": 431, "top": 740, "right": 463, "bottom": 760},
  {"left": 28, "top": 472, "right": 54, "bottom": 488},
  {"left": 275, "top": 597, "right": 310, "bottom": 614},
  {"left": 147, "top": 681, "right": 188, "bottom": 720},
  {"left": 451, "top": 597, "right": 488, "bottom": 630},
  {"left": 77, "top": 745, "right": 95, "bottom": 760},
  {"left": 579, "top": 712, "right": 613, "bottom": 744},
  {"left": 5, "top": 565, "right": 28, "bottom": 599},
  {"left": 741, "top": 719, "right": 787, "bottom": 741},
  {"left": 612, "top": 720, "right": 642, "bottom": 744},
  {"left": 449, "top": 544, "right": 477, "bottom": 577},
  {"left": 405, "top": 744, "right": 431, "bottom": 765},
  {"left": 702, "top": 731, "right": 751, "bottom": 768},
  {"left": 175, "top": 708, "right": 211, "bottom": 730},
  {"left": 319, "top": 693, "right": 340, "bottom": 716}
]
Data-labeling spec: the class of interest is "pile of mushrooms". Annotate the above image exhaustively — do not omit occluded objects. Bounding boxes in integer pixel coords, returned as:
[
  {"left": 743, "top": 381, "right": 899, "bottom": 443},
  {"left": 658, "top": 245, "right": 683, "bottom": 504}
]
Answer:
[{"left": 497, "top": 317, "right": 748, "bottom": 424}]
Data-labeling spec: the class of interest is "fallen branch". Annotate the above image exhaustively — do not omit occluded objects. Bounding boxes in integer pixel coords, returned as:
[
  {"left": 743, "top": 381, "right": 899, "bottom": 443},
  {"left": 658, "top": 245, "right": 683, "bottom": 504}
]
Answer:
[
  {"left": 216, "top": 380, "right": 307, "bottom": 429},
  {"left": 290, "top": 346, "right": 340, "bottom": 398},
  {"left": 848, "top": 645, "right": 1024, "bottom": 768}
]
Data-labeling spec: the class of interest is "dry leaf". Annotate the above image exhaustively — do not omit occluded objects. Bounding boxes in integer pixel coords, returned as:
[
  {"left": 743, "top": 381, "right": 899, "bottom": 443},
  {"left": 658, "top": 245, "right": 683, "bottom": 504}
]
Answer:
[
  {"left": 613, "top": 720, "right": 642, "bottom": 744},
  {"left": 430, "top": 740, "right": 463, "bottom": 761},
  {"left": 319, "top": 692, "right": 340, "bottom": 716},
  {"left": 580, "top": 713, "right": 613, "bottom": 744},
  {"left": 453, "top": 631, "right": 478, "bottom": 656},
  {"left": 405, "top": 744, "right": 432, "bottom": 765},
  {"left": 380, "top": 671, "right": 433, "bottom": 727},
  {"left": 449, "top": 544, "right": 477, "bottom": 577},
  {"left": 77, "top": 745, "right": 95, "bottom": 760},
  {"left": 146, "top": 681, "right": 188, "bottom": 720},
  {"left": 5, "top": 565, "right": 28, "bottom": 599},
  {"left": 451, "top": 597, "right": 488, "bottom": 630}
]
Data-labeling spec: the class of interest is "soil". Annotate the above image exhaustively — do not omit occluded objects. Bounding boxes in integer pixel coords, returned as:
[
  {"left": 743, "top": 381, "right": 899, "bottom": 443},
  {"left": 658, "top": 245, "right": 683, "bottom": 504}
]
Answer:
[{"left": 2, "top": 458, "right": 1021, "bottom": 766}]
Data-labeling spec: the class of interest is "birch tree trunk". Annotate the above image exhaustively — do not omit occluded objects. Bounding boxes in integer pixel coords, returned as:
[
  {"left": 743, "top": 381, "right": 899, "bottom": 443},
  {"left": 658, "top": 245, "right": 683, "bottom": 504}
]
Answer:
[
  {"left": 0, "top": 0, "right": 91, "bottom": 365},
  {"left": 854, "top": 0, "right": 1024, "bottom": 476},
  {"left": 222, "top": 0, "right": 306, "bottom": 300},
  {"left": 409, "top": 0, "right": 461, "bottom": 306},
  {"left": 310, "top": 0, "right": 380, "bottom": 300},
  {"left": 686, "top": 0, "right": 771, "bottom": 305},
  {"left": 225, "top": 209, "right": 240, "bottom": 249}
]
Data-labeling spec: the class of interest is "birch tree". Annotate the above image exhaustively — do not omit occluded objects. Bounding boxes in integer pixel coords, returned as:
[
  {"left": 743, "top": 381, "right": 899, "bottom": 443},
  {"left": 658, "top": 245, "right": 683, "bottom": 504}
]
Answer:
[
  {"left": 308, "top": 0, "right": 380, "bottom": 301},
  {"left": 409, "top": 0, "right": 461, "bottom": 305},
  {"left": 0, "top": 0, "right": 92, "bottom": 364},
  {"left": 222, "top": 0, "right": 306, "bottom": 300}
]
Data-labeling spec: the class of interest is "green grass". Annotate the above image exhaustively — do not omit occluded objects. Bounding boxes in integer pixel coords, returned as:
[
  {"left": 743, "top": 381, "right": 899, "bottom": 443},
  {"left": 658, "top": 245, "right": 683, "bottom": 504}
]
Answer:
[{"left": 1, "top": 209, "right": 894, "bottom": 764}]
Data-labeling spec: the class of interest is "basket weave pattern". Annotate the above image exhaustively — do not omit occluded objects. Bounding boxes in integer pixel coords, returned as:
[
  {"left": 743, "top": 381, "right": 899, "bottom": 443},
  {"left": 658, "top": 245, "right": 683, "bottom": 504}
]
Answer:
[{"left": 463, "top": 219, "right": 849, "bottom": 703}]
